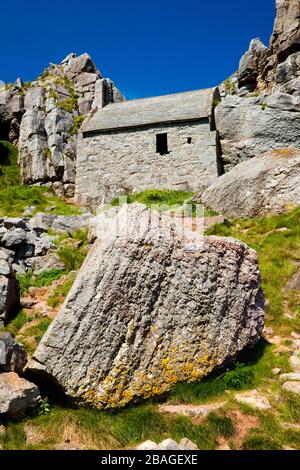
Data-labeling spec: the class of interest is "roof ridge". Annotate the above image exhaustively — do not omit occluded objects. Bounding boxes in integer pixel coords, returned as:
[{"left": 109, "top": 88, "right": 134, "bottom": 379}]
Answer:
[{"left": 106, "top": 87, "right": 216, "bottom": 106}]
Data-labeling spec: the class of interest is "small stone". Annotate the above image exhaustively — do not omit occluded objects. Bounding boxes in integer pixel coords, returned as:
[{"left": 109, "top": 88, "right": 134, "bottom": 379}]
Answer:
[
  {"left": 291, "top": 332, "right": 300, "bottom": 339},
  {"left": 282, "top": 381, "right": 300, "bottom": 395},
  {"left": 158, "top": 439, "right": 180, "bottom": 450},
  {"left": 0, "top": 260, "right": 11, "bottom": 277},
  {"left": 3, "top": 218, "right": 28, "bottom": 230},
  {"left": 279, "top": 373, "right": 300, "bottom": 382},
  {"left": 235, "top": 390, "right": 272, "bottom": 410},
  {"left": 23, "top": 207, "right": 36, "bottom": 217},
  {"left": 55, "top": 442, "right": 86, "bottom": 451},
  {"left": 272, "top": 368, "right": 281, "bottom": 375},
  {"left": 0, "top": 372, "right": 41, "bottom": 419},
  {"left": 30, "top": 253, "right": 65, "bottom": 275},
  {"left": 0, "top": 332, "right": 27, "bottom": 374},
  {"left": 159, "top": 402, "right": 226, "bottom": 418},
  {"left": 179, "top": 438, "right": 198, "bottom": 450},
  {"left": 2, "top": 228, "right": 27, "bottom": 247},
  {"left": 290, "top": 355, "right": 300, "bottom": 373},
  {"left": 136, "top": 440, "right": 159, "bottom": 450}
]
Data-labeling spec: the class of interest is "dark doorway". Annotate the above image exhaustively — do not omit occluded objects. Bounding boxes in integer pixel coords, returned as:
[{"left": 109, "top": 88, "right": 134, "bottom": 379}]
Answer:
[{"left": 156, "top": 133, "right": 169, "bottom": 155}]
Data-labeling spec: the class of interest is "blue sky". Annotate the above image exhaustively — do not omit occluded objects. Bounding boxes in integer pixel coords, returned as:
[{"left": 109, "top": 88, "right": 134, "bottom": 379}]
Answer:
[{"left": 0, "top": 0, "right": 275, "bottom": 99}]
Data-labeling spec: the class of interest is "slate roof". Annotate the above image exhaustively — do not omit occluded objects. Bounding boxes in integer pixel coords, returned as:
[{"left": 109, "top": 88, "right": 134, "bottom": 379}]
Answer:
[{"left": 82, "top": 88, "right": 215, "bottom": 133}]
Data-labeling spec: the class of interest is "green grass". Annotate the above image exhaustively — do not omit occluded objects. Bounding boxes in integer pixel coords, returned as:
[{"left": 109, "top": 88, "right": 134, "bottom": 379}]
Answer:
[
  {"left": 23, "top": 318, "right": 52, "bottom": 344},
  {"left": 17, "top": 269, "right": 65, "bottom": 296},
  {"left": 47, "top": 272, "right": 77, "bottom": 308},
  {"left": 110, "top": 189, "right": 218, "bottom": 217},
  {"left": 110, "top": 189, "right": 194, "bottom": 208},
  {"left": 167, "top": 341, "right": 290, "bottom": 405},
  {"left": 241, "top": 411, "right": 300, "bottom": 450},
  {"left": 2, "top": 309, "right": 28, "bottom": 336},
  {"left": 57, "top": 246, "right": 87, "bottom": 273},
  {"left": 0, "top": 140, "right": 82, "bottom": 217},
  {"left": 0, "top": 403, "right": 236, "bottom": 450}
]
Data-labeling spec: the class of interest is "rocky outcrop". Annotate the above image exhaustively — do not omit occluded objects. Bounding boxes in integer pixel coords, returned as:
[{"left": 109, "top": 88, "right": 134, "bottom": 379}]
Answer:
[
  {"left": 0, "top": 372, "right": 40, "bottom": 419},
  {"left": 0, "top": 213, "right": 93, "bottom": 279},
  {"left": 0, "top": 81, "right": 25, "bottom": 143},
  {"left": 216, "top": 1, "right": 300, "bottom": 171},
  {"left": 0, "top": 332, "right": 27, "bottom": 374},
  {"left": 234, "top": 0, "right": 300, "bottom": 94},
  {"left": 14, "top": 53, "right": 124, "bottom": 198},
  {"left": 27, "top": 204, "right": 264, "bottom": 409},
  {"left": 202, "top": 148, "right": 300, "bottom": 218},
  {"left": 0, "top": 249, "right": 20, "bottom": 326},
  {"left": 215, "top": 94, "right": 300, "bottom": 171},
  {"left": 270, "top": 0, "right": 300, "bottom": 63},
  {"left": 238, "top": 39, "right": 269, "bottom": 91}
]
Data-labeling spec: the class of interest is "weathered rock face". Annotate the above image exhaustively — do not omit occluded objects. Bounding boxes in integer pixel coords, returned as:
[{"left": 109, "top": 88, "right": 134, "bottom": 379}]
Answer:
[
  {"left": 0, "top": 372, "right": 40, "bottom": 419},
  {"left": 0, "top": 332, "right": 27, "bottom": 374},
  {"left": 216, "top": 1, "right": 300, "bottom": 172},
  {"left": 0, "top": 83, "right": 25, "bottom": 143},
  {"left": 27, "top": 204, "right": 264, "bottom": 409},
  {"left": 0, "top": 250, "right": 20, "bottom": 326},
  {"left": 238, "top": 39, "right": 269, "bottom": 90},
  {"left": 215, "top": 94, "right": 300, "bottom": 171},
  {"left": 202, "top": 149, "right": 300, "bottom": 218},
  {"left": 16, "top": 53, "right": 124, "bottom": 198},
  {"left": 270, "top": 0, "right": 300, "bottom": 63},
  {"left": 234, "top": 0, "right": 300, "bottom": 94}
]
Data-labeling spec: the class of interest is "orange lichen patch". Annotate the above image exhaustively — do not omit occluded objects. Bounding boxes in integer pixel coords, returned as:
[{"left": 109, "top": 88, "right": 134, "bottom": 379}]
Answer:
[
  {"left": 265, "top": 148, "right": 299, "bottom": 158},
  {"left": 81, "top": 342, "right": 219, "bottom": 410}
]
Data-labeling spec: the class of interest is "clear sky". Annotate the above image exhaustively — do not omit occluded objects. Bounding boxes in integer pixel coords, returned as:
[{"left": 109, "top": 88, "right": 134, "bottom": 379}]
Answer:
[{"left": 0, "top": 0, "right": 276, "bottom": 99}]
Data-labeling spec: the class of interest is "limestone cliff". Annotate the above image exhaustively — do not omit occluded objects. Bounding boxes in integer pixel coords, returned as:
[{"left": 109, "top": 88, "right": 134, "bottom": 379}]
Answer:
[
  {"left": 0, "top": 53, "right": 124, "bottom": 199},
  {"left": 216, "top": 0, "right": 300, "bottom": 173}
]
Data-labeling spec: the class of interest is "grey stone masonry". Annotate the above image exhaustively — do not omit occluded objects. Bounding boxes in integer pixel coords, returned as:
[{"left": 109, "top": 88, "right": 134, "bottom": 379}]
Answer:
[
  {"left": 75, "top": 88, "right": 219, "bottom": 208},
  {"left": 76, "top": 120, "right": 217, "bottom": 207}
]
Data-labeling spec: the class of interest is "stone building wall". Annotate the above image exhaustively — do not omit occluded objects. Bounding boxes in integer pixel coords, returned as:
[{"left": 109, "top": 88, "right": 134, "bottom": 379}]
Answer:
[{"left": 75, "top": 120, "right": 217, "bottom": 208}]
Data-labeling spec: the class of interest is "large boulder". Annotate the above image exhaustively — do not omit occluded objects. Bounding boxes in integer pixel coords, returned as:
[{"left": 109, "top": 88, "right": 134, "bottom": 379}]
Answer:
[
  {"left": 27, "top": 204, "right": 264, "bottom": 409},
  {"left": 0, "top": 373, "right": 40, "bottom": 419},
  {"left": 202, "top": 148, "right": 300, "bottom": 218},
  {"left": 215, "top": 95, "right": 300, "bottom": 171}
]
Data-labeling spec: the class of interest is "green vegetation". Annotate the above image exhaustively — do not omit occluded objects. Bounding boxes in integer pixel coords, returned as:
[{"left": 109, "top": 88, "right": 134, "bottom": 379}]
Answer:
[
  {"left": 110, "top": 189, "right": 218, "bottom": 217},
  {"left": 70, "top": 114, "right": 85, "bottom": 135},
  {"left": 55, "top": 228, "right": 89, "bottom": 272},
  {"left": 43, "top": 148, "right": 51, "bottom": 159},
  {"left": 207, "top": 206, "right": 300, "bottom": 335},
  {"left": 47, "top": 272, "right": 76, "bottom": 308},
  {"left": 111, "top": 189, "right": 194, "bottom": 208},
  {"left": 168, "top": 342, "right": 289, "bottom": 405},
  {"left": 2, "top": 310, "right": 28, "bottom": 336},
  {"left": 0, "top": 140, "right": 82, "bottom": 217},
  {"left": 23, "top": 318, "right": 52, "bottom": 344},
  {"left": 0, "top": 403, "right": 236, "bottom": 450},
  {"left": 17, "top": 269, "right": 65, "bottom": 296}
]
